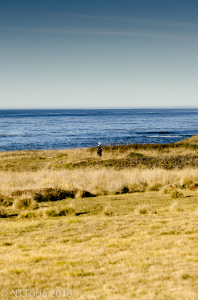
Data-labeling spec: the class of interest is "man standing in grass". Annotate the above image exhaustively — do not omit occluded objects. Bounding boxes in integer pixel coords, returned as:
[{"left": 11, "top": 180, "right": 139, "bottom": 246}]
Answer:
[{"left": 97, "top": 142, "right": 102, "bottom": 157}]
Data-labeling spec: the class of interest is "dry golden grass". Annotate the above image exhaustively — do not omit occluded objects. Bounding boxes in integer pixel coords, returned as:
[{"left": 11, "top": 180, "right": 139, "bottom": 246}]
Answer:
[
  {"left": 1, "top": 136, "right": 198, "bottom": 299},
  {"left": 13, "top": 198, "right": 38, "bottom": 210},
  {"left": 1, "top": 191, "right": 198, "bottom": 299},
  {"left": 170, "top": 200, "right": 184, "bottom": 212},
  {"left": 1, "top": 168, "right": 198, "bottom": 197},
  {"left": 0, "top": 135, "right": 198, "bottom": 172}
]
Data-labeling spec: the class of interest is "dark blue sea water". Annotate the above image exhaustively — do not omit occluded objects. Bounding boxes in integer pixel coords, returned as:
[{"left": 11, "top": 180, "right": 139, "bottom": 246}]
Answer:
[{"left": 0, "top": 109, "right": 198, "bottom": 151}]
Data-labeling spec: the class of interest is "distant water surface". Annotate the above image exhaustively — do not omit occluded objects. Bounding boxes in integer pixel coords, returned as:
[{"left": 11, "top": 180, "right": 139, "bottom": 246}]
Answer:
[{"left": 0, "top": 109, "right": 198, "bottom": 151}]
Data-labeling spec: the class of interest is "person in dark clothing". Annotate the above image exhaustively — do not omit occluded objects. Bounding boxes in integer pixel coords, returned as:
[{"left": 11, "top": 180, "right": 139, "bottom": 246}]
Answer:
[{"left": 97, "top": 142, "right": 102, "bottom": 156}]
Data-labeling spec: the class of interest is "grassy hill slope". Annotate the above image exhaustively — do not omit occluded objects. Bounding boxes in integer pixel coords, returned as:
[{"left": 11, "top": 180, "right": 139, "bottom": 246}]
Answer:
[
  {"left": 1, "top": 135, "right": 198, "bottom": 299},
  {"left": 0, "top": 135, "right": 198, "bottom": 172}
]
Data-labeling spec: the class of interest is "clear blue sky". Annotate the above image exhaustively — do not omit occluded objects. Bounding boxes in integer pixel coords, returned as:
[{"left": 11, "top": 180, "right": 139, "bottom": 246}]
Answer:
[{"left": 1, "top": 0, "right": 198, "bottom": 108}]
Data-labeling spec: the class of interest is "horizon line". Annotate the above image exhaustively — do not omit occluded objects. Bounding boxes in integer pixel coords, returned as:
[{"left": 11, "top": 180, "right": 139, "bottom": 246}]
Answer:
[{"left": 1, "top": 106, "right": 198, "bottom": 110}]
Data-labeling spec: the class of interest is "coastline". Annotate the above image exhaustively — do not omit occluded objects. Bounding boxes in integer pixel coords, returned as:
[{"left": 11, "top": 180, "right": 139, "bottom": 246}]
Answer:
[
  {"left": 0, "top": 135, "right": 198, "bottom": 172},
  {"left": 0, "top": 134, "right": 198, "bottom": 211},
  {"left": 1, "top": 108, "right": 198, "bottom": 152}
]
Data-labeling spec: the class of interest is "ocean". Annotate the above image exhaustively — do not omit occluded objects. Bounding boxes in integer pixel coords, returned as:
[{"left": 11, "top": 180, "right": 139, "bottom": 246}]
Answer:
[{"left": 0, "top": 109, "right": 198, "bottom": 151}]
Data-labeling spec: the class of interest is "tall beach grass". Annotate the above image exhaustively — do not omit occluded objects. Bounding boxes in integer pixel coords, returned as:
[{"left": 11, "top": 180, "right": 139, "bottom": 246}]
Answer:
[{"left": 1, "top": 167, "right": 198, "bottom": 196}]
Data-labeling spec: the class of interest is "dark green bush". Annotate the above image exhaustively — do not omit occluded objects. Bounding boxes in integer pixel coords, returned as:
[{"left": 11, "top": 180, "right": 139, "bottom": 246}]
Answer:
[
  {"left": 149, "top": 183, "right": 162, "bottom": 192},
  {"left": 128, "top": 152, "right": 144, "bottom": 158},
  {"left": 34, "top": 188, "right": 76, "bottom": 202}
]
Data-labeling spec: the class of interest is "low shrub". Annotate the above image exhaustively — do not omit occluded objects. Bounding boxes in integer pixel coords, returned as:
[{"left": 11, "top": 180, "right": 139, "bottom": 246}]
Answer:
[
  {"left": 0, "top": 195, "right": 14, "bottom": 207},
  {"left": 183, "top": 178, "right": 193, "bottom": 188},
  {"left": 189, "top": 185, "right": 198, "bottom": 191},
  {"left": 103, "top": 205, "right": 114, "bottom": 216},
  {"left": 102, "top": 191, "right": 109, "bottom": 196},
  {"left": 115, "top": 186, "right": 130, "bottom": 194},
  {"left": 171, "top": 190, "right": 183, "bottom": 199},
  {"left": 135, "top": 204, "right": 151, "bottom": 214},
  {"left": 128, "top": 152, "right": 144, "bottom": 158},
  {"left": 44, "top": 207, "right": 58, "bottom": 217},
  {"left": 58, "top": 207, "right": 76, "bottom": 216},
  {"left": 36, "top": 209, "right": 45, "bottom": 217},
  {"left": 34, "top": 188, "right": 76, "bottom": 202},
  {"left": 129, "top": 183, "right": 146, "bottom": 193},
  {"left": 121, "top": 186, "right": 130, "bottom": 194},
  {"left": 19, "top": 211, "right": 37, "bottom": 218},
  {"left": 149, "top": 183, "right": 162, "bottom": 192},
  {"left": 162, "top": 188, "right": 169, "bottom": 194},
  {"left": 13, "top": 198, "right": 37, "bottom": 210},
  {"left": 182, "top": 274, "right": 191, "bottom": 280},
  {"left": 56, "top": 153, "right": 67, "bottom": 159},
  {"left": 129, "top": 183, "right": 139, "bottom": 193},
  {"left": 11, "top": 190, "right": 23, "bottom": 196},
  {"left": 0, "top": 207, "right": 8, "bottom": 218},
  {"left": 75, "top": 190, "right": 96, "bottom": 198},
  {"left": 2, "top": 242, "right": 12, "bottom": 246},
  {"left": 116, "top": 183, "right": 146, "bottom": 195},
  {"left": 43, "top": 206, "right": 76, "bottom": 218}
]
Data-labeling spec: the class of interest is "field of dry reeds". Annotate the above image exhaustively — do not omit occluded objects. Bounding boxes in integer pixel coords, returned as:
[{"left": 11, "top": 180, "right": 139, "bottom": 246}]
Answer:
[
  {"left": 1, "top": 168, "right": 198, "bottom": 199},
  {"left": 1, "top": 135, "right": 198, "bottom": 299}
]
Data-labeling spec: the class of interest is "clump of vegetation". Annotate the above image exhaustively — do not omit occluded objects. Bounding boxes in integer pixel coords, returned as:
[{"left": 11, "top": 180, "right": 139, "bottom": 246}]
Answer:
[
  {"left": 0, "top": 207, "right": 8, "bottom": 218},
  {"left": 183, "top": 178, "right": 193, "bottom": 188},
  {"left": 130, "top": 182, "right": 147, "bottom": 193},
  {"left": 2, "top": 242, "right": 12, "bottom": 246},
  {"left": 44, "top": 207, "right": 58, "bottom": 218},
  {"left": 0, "top": 195, "right": 13, "bottom": 207},
  {"left": 171, "top": 190, "right": 183, "bottom": 199},
  {"left": 33, "top": 188, "right": 76, "bottom": 202},
  {"left": 189, "top": 184, "right": 198, "bottom": 191},
  {"left": 42, "top": 206, "right": 76, "bottom": 218},
  {"left": 19, "top": 211, "right": 37, "bottom": 218},
  {"left": 11, "top": 190, "right": 24, "bottom": 196},
  {"left": 121, "top": 186, "right": 130, "bottom": 194},
  {"left": 115, "top": 186, "right": 130, "bottom": 194},
  {"left": 135, "top": 204, "right": 151, "bottom": 214},
  {"left": 36, "top": 209, "right": 45, "bottom": 217},
  {"left": 182, "top": 273, "right": 191, "bottom": 280},
  {"left": 13, "top": 198, "right": 37, "bottom": 210},
  {"left": 76, "top": 190, "right": 96, "bottom": 198},
  {"left": 128, "top": 183, "right": 140, "bottom": 193},
  {"left": 58, "top": 206, "right": 76, "bottom": 216},
  {"left": 116, "top": 182, "right": 147, "bottom": 195},
  {"left": 103, "top": 205, "right": 114, "bottom": 216},
  {"left": 128, "top": 152, "right": 144, "bottom": 158},
  {"left": 56, "top": 153, "right": 67, "bottom": 159},
  {"left": 149, "top": 183, "right": 162, "bottom": 191},
  {"left": 162, "top": 188, "right": 169, "bottom": 194},
  {"left": 150, "top": 210, "right": 157, "bottom": 214}
]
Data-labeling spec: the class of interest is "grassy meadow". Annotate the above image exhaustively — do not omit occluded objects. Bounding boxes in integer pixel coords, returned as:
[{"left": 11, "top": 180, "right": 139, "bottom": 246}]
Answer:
[{"left": 1, "top": 135, "right": 198, "bottom": 299}]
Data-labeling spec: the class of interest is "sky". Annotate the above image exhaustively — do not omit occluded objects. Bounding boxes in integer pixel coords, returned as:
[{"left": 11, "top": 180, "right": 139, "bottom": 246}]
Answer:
[{"left": 0, "top": 0, "right": 198, "bottom": 108}]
